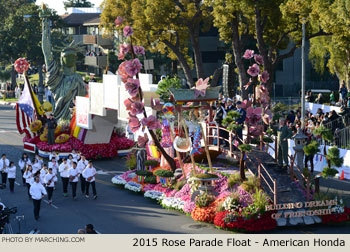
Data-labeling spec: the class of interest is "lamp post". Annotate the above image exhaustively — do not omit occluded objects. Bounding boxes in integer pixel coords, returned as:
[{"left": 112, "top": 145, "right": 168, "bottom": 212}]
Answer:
[{"left": 293, "top": 18, "right": 308, "bottom": 171}]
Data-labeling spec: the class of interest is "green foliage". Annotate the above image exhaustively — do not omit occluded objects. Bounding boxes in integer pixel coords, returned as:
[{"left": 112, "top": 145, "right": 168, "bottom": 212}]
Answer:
[
  {"left": 0, "top": 70, "right": 11, "bottom": 81},
  {"left": 327, "top": 146, "right": 344, "bottom": 168},
  {"left": 238, "top": 144, "right": 253, "bottom": 153},
  {"left": 241, "top": 176, "right": 260, "bottom": 193},
  {"left": 313, "top": 126, "right": 333, "bottom": 142},
  {"left": 156, "top": 76, "right": 181, "bottom": 102},
  {"left": 64, "top": 0, "right": 94, "bottom": 9},
  {"left": 321, "top": 167, "right": 339, "bottom": 178},
  {"left": 173, "top": 179, "right": 187, "bottom": 191},
  {"left": 193, "top": 173, "right": 219, "bottom": 179},
  {"left": 154, "top": 169, "right": 174, "bottom": 178},
  {"left": 304, "top": 140, "right": 320, "bottom": 156},
  {"left": 135, "top": 170, "right": 153, "bottom": 177},
  {"left": 144, "top": 176, "right": 157, "bottom": 184},
  {"left": 195, "top": 191, "right": 215, "bottom": 208},
  {"left": 125, "top": 152, "right": 137, "bottom": 170},
  {"left": 144, "top": 160, "right": 160, "bottom": 167},
  {"left": 228, "top": 173, "right": 241, "bottom": 189},
  {"left": 251, "top": 188, "right": 270, "bottom": 214}
]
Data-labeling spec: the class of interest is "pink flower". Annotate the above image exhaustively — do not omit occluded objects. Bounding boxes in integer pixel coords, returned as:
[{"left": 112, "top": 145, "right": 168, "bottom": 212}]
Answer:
[
  {"left": 118, "top": 43, "right": 131, "bottom": 60},
  {"left": 125, "top": 78, "right": 140, "bottom": 97},
  {"left": 243, "top": 49, "right": 254, "bottom": 59},
  {"left": 133, "top": 46, "right": 145, "bottom": 56},
  {"left": 151, "top": 97, "right": 162, "bottom": 111},
  {"left": 194, "top": 77, "right": 209, "bottom": 98},
  {"left": 123, "top": 25, "right": 133, "bottom": 37},
  {"left": 114, "top": 16, "right": 125, "bottom": 27},
  {"left": 124, "top": 98, "right": 133, "bottom": 110},
  {"left": 130, "top": 101, "right": 144, "bottom": 115},
  {"left": 247, "top": 64, "right": 260, "bottom": 77},
  {"left": 137, "top": 134, "right": 148, "bottom": 148},
  {"left": 141, "top": 115, "right": 161, "bottom": 130},
  {"left": 125, "top": 58, "right": 142, "bottom": 77},
  {"left": 254, "top": 54, "right": 264, "bottom": 65},
  {"left": 118, "top": 61, "right": 129, "bottom": 83},
  {"left": 259, "top": 71, "right": 269, "bottom": 83},
  {"left": 128, "top": 113, "right": 141, "bottom": 132}
]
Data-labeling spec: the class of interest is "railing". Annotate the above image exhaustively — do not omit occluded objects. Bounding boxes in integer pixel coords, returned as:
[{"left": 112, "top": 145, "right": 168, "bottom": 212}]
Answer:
[{"left": 205, "top": 123, "right": 279, "bottom": 204}]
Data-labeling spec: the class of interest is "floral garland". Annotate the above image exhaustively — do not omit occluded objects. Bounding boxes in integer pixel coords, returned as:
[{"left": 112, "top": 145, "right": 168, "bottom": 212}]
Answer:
[
  {"left": 144, "top": 190, "right": 164, "bottom": 201},
  {"left": 125, "top": 181, "right": 142, "bottom": 192},
  {"left": 161, "top": 197, "right": 185, "bottom": 211},
  {"left": 111, "top": 175, "right": 127, "bottom": 186},
  {"left": 214, "top": 211, "right": 277, "bottom": 232},
  {"left": 322, "top": 207, "right": 350, "bottom": 224}
]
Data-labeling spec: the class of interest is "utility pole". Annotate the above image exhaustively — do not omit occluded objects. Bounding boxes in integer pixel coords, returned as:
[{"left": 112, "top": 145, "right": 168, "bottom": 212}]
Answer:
[{"left": 301, "top": 18, "right": 306, "bottom": 130}]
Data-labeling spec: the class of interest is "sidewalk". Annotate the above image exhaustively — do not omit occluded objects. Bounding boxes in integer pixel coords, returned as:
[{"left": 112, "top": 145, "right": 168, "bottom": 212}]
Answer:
[{"left": 0, "top": 100, "right": 16, "bottom": 106}]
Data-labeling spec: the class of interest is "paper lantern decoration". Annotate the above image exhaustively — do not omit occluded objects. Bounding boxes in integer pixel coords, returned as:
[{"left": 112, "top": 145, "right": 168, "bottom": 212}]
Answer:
[
  {"left": 14, "top": 58, "right": 30, "bottom": 74},
  {"left": 162, "top": 102, "right": 175, "bottom": 119}
]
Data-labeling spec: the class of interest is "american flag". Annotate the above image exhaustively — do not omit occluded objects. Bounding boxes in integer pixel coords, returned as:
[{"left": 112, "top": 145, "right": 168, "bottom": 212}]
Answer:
[{"left": 16, "top": 77, "right": 37, "bottom": 138}]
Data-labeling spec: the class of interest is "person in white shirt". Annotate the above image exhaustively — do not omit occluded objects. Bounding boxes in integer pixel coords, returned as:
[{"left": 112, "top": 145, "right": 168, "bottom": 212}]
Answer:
[
  {"left": 44, "top": 168, "right": 57, "bottom": 204},
  {"left": 18, "top": 153, "right": 31, "bottom": 186},
  {"left": 49, "top": 152, "right": 59, "bottom": 162},
  {"left": 77, "top": 156, "right": 88, "bottom": 194},
  {"left": 35, "top": 154, "right": 44, "bottom": 167},
  {"left": 82, "top": 161, "right": 97, "bottom": 199},
  {"left": 59, "top": 158, "right": 70, "bottom": 197},
  {"left": 0, "top": 154, "right": 10, "bottom": 188},
  {"left": 48, "top": 157, "right": 58, "bottom": 175},
  {"left": 67, "top": 154, "right": 74, "bottom": 168},
  {"left": 69, "top": 162, "right": 79, "bottom": 200},
  {"left": 29, "top": 176, "right": 47, "bottom": 220},
  {"left": 23, "top": 165, "right": 34, "bottom": 199},
  {"left": 39, "top": 164, "right": 48, "bottom": 185},
  {"left": 31, "top": 158, "right": 41, "bottom": 176},
  {"left": 71, "top": 149, "right": 80, "bottom": 163},
  {"left": 7, "top": 161, "right": 16, "bottom": 193}
]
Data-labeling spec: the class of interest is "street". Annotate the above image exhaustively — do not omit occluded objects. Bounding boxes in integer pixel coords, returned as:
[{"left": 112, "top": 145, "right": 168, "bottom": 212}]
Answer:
[{"left": 0, "top": 104, "right": 350, "bottom": 234}]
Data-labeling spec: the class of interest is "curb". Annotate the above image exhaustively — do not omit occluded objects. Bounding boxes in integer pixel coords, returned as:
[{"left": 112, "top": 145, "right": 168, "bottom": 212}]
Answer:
[{"left": 0, "top": 101, "right": 16, "bottom": 106}]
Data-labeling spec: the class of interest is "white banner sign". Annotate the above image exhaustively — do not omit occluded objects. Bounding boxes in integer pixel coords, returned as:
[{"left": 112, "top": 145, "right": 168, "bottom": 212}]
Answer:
[{"left": 76, "top": 96, "right": 92, "bottom": 129}]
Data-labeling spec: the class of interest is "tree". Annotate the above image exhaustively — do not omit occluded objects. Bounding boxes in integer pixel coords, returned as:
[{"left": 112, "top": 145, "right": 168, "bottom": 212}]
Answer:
[
  {"left": 0, "top": 2, "right": 67, "bottom": 90},
  {"left": 64, "top": 0, "right": 94, "bottom": 9},
  {"left": 308, "top": 0, "right": 350, "bottom": 88},
  {"left": 206, "top": 0, "right": 331, "bottom": 98},
  {"left": 100, "top": 0, "right": 212, "bottom": 87}
]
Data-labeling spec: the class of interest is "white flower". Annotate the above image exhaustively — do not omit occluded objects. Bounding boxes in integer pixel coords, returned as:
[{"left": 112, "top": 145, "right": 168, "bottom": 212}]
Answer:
[
  {"left": 161, "top": 197, "right": 185, "bottom": 210},
  {"left": 144, "top": 190, "right": 164, "bottom": 200},
  {"left": 128, "top": 173, "right": 136, "bottom": 179},
  {"left": 125, "top": 181, "right": 141, "bottom": 192},
  {"left": 111, "top": 175, "right": 127, "bottom": 185}
]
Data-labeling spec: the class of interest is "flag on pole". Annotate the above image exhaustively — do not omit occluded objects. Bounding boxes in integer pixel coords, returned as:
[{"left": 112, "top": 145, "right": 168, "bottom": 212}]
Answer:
[{"left": 16, "top": 77, "right": 41, "bottom": 138}]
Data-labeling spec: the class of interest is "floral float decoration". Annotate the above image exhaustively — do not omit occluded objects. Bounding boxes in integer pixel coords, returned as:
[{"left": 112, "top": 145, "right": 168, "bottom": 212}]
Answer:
[
  {"left": 55, "top": 134, "right": 70, "bottom": 144},
  {"left": 29, "top": 120, "right": 42, "bottom": 133},
  {"left": 14, "top": 58, "right": 30, "bottom": 74},
  {"left": 115, "top": 16, "right": 176, "bottom": 171}
]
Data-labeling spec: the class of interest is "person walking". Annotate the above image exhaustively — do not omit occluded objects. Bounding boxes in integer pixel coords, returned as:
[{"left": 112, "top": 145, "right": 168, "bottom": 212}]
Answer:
[
  {"left": 48, "top": 157, "right": 58, "bottom": 175},
  {"left": 23, "top": 165, "right": 34, "bottom": 199},
  {"left": 7, "top": 162, "right": 16, "bottom": 193},
  {"left": 277, "top": 118, "right": 292, "bottom": 169},
  {"left": 339, "top": 81, "right": 348, "bottom": 105},
  {"left": 39, "top": 164, "right": 48, "bottom": 185},
  {"left": 18, "top": 153, "right": 31, "bottom": 186},
  {"left": 69, "top": 162, "right": 79, "bottom": 200},
  {"left": 32, "top": 158, "right": 41, "bottom": 176},
  {"left": 82, "top": 161, "right": 97, "bottom": 199},
  {"left": 59, "top": 158, "right": 70, "bottom": 197},
  {"left": 47, "top": 114, "right": 57, "bottom": 145},
  {"left": 77, "top": 156, "right": 88, "bottom": 194},
  {"left": 30, "top": 176, "right": 47, "bottom": 220},
  {"left": 0, "top": 154, "right": 10, "bottom": 188},
  {"left": 44, "top": 168, "right": 57, "bottom": 204}
]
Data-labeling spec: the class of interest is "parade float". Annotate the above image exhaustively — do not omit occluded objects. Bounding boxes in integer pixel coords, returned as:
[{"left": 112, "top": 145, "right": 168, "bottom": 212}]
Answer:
[
  {"left": 15, "top": 6, "right": 134, "bottom": 159},
  {"left": 108, "top": 16, "right": 350, "bottom": 232}
]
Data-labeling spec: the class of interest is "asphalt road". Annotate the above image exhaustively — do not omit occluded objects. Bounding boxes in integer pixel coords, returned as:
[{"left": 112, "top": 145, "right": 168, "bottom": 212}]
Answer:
[{"left": 0, "top": 104, "right": 350, "bottom": 234}]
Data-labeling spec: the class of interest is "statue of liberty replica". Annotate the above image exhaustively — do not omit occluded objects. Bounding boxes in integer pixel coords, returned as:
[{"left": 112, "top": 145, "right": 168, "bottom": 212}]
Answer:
[{"left": 41, "top": 4, "right": 87, "bottom": 120}]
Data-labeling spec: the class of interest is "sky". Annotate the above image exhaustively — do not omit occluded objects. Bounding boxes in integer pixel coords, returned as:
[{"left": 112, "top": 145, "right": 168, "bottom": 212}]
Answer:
[{"left": 35, "top": 0, "right": 104, "bottom": 15}]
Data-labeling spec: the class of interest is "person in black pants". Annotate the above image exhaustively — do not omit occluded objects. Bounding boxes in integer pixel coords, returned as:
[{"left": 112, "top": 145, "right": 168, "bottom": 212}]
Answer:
[
  {"left": 44, "top": 168, "right": 57, "bottom": 204},
  {"left": 7, "top": 162, "right": 16, "bottom": 192},
  {"left": 23, "top": 165, "right": 34, "bottom": 199},
  {"left": 69, "top": 162, "right": 79, "bottom": 200},
  {"left": 47, "top": 114, "right": 57, "bottom": 145},
  {"left": 58, "top": 158, "right": 70, "bottom": 197},
  {"left": 0, "top": 154, "right": 9, "bottom": 188},
  {"left": 82, "top": 161, "right": 97, "bottom": 199},
  {"left": 29, "top": 176, "right": 47, "bottom": 220}
]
